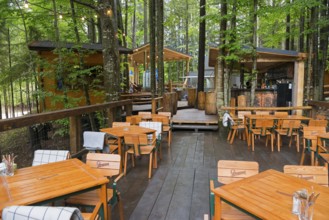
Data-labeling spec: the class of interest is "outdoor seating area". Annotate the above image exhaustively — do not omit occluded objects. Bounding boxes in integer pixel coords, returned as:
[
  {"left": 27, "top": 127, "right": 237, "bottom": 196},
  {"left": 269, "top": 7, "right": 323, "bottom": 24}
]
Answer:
[{"left": 1, "top": 108, "right": 329, "bottom": 220}]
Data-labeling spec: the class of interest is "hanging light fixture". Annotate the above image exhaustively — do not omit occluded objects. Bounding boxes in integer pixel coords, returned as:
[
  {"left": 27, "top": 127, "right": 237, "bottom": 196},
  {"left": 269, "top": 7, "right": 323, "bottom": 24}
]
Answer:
[{"left": 59, "top": 5, "right": 63, "bottom": 19}]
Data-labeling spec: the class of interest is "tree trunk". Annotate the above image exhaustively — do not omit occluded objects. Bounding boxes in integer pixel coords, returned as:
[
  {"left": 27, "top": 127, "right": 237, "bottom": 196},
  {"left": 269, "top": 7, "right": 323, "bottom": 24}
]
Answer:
[
  {"left": 299, "top": 8, "right": 305, "bottom": 52},
  {"left": 317, "top": 0, "right": 329, "bottom": 101},
  {"left": 185, "top": 0, "right": 189, "bottom": 54},
  {"left": 157, "top": 0, "right": 164, "bottom": 95},
  {"left": 99, "top": 0, "right": 121, "bottom": 102},
  {"left": 285, "top": 0, "right": 291, "bottom": 50},
  {"left": 149, "top": 0, "right": 156, "bottom": 97},
  {"left": 197, "top": 0, "right": 206, "bottom": 96},
  {"left": 312, "top": 6, "right": 319, "bottom": 100},
  {"left": 132, "top": 0, "right": 136, "bottom": 48},
  {"left": 144, "top": 0, "right": 148, "bottom": 43},
  {"left": 250, "top": 0, "right": 258, "bottom": 106},
  {"left": 70, "top": 0, "right": 80, "bottom": 42}
]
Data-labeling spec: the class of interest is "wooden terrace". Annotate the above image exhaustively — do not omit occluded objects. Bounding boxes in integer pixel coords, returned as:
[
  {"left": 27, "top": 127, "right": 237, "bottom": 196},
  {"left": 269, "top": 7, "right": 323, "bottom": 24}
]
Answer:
[{"left": 114, "top": 126, "right": 306, "bottom": 220}]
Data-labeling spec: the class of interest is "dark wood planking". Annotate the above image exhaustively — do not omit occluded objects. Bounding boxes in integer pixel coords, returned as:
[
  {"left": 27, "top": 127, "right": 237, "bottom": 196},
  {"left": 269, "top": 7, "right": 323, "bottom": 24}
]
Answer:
[{"left": 112, "top": 128, "right": 304, "bottom": 220}]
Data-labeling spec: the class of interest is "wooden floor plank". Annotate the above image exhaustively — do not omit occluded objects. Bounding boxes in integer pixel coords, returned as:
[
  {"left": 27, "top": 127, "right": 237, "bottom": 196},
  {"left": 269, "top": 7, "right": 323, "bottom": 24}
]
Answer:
[
  {"left": 165, "top": 168, "right": 195, "bottom": 220},
  {"left": 112, "top": 125, "right": 304, "bottom": 220}
]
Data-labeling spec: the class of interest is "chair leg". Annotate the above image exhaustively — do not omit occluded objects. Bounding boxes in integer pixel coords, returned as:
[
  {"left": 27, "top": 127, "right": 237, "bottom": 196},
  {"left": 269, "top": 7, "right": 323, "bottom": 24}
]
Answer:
[
  {"left": 227, "top": 129, "right": 232, "bottom": 141},
  {"left": 252, "top": 135, "right": 255, "bottom": 151},
  {"left": 277, "top": 134, "right": 281, "bottom": 152},
  {"left": 229, "top": 129, "right": 237, "bottom": 144},
  {"left": 117, "top": 192, "right": 124, "bottom": 220},
  {"left": 124, "top": 152, "right": 128, "bottom": 176},
  {"left": 296, "top": 134, "right": 300, "bottom": 152},
  {"left": 168, "top": 130, "right": 172, "bottom": 147},
  {"left": 149, "top": 153, "right": 153, "bottom": 178},
  {"left": 131, "top": 154, "right": 135, "bottom": 167},
  {"left": 300, "top": 149, "right": 306, "bottom": 165},
  {"left": 271, "top": 134, "right": 274, "bottom": 152},
  {"left": 108, "top": 203, "right": 112, "bottom": 220}
]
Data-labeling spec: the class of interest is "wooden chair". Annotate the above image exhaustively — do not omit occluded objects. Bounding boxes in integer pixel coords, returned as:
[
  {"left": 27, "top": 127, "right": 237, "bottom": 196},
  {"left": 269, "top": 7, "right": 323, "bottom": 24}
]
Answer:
[
  {"left": 126, "top": 115, "right": 142, "bottom": 125},
  {"left": 284, "top": 165, "right": 328, "bottom": 187},
  {"left": 139, "top": 121, "right": 163, "bottom": 159},
  {"left": 124, "top": 133, "right": 156, "bottom": 178},
  {"left": 209, "top": 160, "right": 259, "bottom": 219},
  {"left": 308, "top": 119, "right": 328, "bottom": 127},
  {"left": 66, "top": 153, "right": 124, "bottom": 220},
  {"left": 275, "top": 120, "right": 301, "bottom": 152},
  {"left": 300, "top": 126, "right": 326, "bottom": 166},
  {"left": 227, "top": 111, "right": 251, "bottom": 144},
  {"left": 152, "top": 115, "right": 172, "bottom": 147},
  {"left": 32, "top": 150, "right": 70, "bottom": 166},
  {"left": 158, "top": 111, "right": 172, "bottom": 121},
  {"left": 107, "top": 122, "right": 131, "bottom": 154},
  {"left": 250, "top": 118, "right": 275, "bottom": 151},
  {"left": 274, "top": 111, "right": 288, "bottom": 129}
]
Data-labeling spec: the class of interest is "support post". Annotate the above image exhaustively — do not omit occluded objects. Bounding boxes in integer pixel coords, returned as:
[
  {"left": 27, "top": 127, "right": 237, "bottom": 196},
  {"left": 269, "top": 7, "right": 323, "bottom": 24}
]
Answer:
[{"left": 70, "top": 115, "right": 81, "bottom": 154}]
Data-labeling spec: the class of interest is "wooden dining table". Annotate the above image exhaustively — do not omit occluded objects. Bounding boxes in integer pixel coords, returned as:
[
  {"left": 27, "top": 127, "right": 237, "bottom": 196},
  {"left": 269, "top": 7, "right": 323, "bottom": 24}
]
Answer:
[
  {"left": 212, "top": 169, "right": 329, "bottom": 220},
  {"left": 100, "top": 125, "right": 157, "bottom": 171},
  {"left": 0, "top": 159, "right": 109, "bottom": 219}
]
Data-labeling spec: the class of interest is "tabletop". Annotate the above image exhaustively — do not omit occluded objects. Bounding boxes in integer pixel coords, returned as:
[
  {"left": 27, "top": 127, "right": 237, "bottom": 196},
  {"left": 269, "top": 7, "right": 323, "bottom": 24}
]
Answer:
[
  {"left": 0, "top": 159, "right": 109, "bottom": 217},
  {"left": 100, "top": 125, "right": 156, "bottom": 138},
  {"left": 212, "top": 169, "right": 329, "bottom": 220}
]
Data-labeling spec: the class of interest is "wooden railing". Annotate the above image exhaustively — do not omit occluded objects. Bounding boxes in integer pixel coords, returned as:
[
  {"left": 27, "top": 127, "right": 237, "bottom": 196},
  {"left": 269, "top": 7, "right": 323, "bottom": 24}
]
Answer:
[
  {"left": 152, "top": 97, "right": 164, "bottom": 113},
  {"left": 0, "top": 100, "right": 133, "bottom": 154}
]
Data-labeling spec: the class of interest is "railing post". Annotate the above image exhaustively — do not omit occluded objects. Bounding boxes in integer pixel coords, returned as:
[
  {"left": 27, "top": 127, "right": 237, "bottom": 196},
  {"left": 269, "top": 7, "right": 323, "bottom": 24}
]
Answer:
[
  {"left": 152, "top": 98, "right": 156, "bottom": 114},
  {"left": 125, "top": 102, "right": 132, "bottom": 116},
  {"left": 70, "top": 115, "right": 82, "bottom": 154}
]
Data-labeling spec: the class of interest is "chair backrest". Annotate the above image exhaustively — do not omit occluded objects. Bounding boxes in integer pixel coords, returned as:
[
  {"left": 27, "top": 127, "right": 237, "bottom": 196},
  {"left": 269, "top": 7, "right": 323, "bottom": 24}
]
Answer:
[
  {"left": 138, "top": 111, "right": 151, "bottom": 116},
  {"left": 32, "top": 150, "right": 70, "bottom": 166},
  {"left": 308, "top": 119, "right": 327, "bottom": 127},
  {"left": 83, "top": 131, "right": 107, "bottom": 151},
  {"left": 124, "top": 134, "right": 148, "bottom": 156},
  {"left": 237, "top": 111, "right": 251, "bottom": 119},
  {"left": 2, "top": 206, "right": 84, "bottom": 220},
  {"left": 139, "top": 121, "right": 162, "bottom": 138},
  {"left": 255, "top": 111, "right": 271, "bottom": 115},
  {"left": 316, "top": 115, "right": 326, "bottom": 120},
  {"left": 152, "top": 115, "right": 170, "bottom": 125},
  {"left": 274, "top": 111, "right": 289, "bottom": 116},
  {"left": 158, "top": 112, "right": 172, "bottom": 119},
  {"left": 112, "top": 122, "right": 131, "bottom": 127},
  {"left": 86, "top": 153, "right": 121, "bottom": 177},
  {"left": 284, "top": 165, "right": 328, "bottom": 187},
  {"left": 254, "top": 119, "right": 274, "bottom": 135},
  {"left": 281, "top": 120, "right": 301, "bottom": 129},
  {"left": 303, "top": 126, "right": 326, "bottom": 140},
  {"left": 126, "top": 115, "right": 142, "bottom": 125},
  {"left": 217, "top": 160, "right": 259, "bottom": 184}
]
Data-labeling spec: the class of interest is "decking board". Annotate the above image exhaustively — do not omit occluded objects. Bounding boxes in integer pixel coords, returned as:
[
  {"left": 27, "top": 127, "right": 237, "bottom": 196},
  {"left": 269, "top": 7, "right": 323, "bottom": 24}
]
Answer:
[{"left": 112, "top": 118, "right": 307, "bottom": 220}]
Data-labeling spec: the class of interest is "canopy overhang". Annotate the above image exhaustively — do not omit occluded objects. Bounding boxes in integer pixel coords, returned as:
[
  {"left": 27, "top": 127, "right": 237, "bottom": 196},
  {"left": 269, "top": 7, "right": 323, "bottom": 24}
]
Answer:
[{"left": 208, "top": 46, "right": 306, "bottom": 73}]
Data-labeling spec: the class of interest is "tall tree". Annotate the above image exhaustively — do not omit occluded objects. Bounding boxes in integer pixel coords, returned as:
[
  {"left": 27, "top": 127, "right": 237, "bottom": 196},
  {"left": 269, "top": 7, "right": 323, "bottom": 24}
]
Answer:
[
  {"left": 157, "top": 0, "right": 164, "bottom": 95},
  {"left": 197, "top": 0, "right": 206, "bottom": 96},
  {"left": 149, "top": 0, "right": 156, "bottom": 96}
]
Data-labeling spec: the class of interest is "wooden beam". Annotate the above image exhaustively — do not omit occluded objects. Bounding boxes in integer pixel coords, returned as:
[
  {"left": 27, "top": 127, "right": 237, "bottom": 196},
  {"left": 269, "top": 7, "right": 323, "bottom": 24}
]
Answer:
[{"left": 0, "top": 100, "right": 132, "bottom": 132}]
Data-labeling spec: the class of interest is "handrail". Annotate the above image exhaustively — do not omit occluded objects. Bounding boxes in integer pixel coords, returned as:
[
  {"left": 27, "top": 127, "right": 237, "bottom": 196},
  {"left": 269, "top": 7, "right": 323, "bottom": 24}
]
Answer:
[
  {"left": 221, "top": 106, "right": 312, "bottom": 111},
  {"left": 152, "top": 97, "right": 164, "bottom": 114},
  {"left": 0, "top": 100, "right": 132, "bottom": 132}
]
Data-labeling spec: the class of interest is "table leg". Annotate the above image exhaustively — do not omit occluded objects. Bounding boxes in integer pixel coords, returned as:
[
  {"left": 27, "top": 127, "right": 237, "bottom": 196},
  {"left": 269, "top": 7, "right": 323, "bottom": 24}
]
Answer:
[
  {"left": 214, "top": 195, "right": 222, "bottom": 220},
  {"left": 118, "top": 138, "right": 124, "bottom": 173},
  {"left": 99, "top": 184, "right": 108, "bottom": 220}
]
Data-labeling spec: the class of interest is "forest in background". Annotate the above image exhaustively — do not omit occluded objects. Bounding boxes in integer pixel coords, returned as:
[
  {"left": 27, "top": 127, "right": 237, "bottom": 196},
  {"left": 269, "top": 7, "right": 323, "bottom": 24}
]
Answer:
[{"left": 0, "top": 0, "right": 328, "bottom": 118}]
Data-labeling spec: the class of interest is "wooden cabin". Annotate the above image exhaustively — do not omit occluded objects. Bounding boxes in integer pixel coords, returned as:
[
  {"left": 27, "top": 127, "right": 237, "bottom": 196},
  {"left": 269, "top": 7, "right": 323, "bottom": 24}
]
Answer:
[{"left": 28, "top": 40, "right": 132, "bottom": 111}]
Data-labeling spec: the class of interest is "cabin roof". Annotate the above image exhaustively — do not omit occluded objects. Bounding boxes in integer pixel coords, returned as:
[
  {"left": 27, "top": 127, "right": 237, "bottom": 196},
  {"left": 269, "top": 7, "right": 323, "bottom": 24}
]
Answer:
[
  {"left": 208, "top": 45, "right": 306, "bottom": 73},
  {"left": 129, "top": 43, "right": 192, "bottom": 64},
  {"left": 28, "top": 40, "right": 133, "bottom": 54}
]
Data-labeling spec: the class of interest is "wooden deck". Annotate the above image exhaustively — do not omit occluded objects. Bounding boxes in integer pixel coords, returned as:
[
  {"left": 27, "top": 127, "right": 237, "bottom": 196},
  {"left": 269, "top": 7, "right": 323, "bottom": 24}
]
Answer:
[
  {"left": 172, "top": 108, "right": 218, "bottom": 131},
  {"left": 114, "top": 125, "right": 305, "bottom": 220}
]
